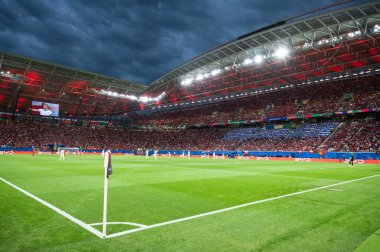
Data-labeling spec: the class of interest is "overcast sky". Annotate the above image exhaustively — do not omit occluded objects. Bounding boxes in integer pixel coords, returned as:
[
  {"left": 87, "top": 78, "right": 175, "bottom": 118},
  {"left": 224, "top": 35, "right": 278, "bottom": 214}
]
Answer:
[{"left": 0, "top": 0, "right": 346, "bottom": 84}]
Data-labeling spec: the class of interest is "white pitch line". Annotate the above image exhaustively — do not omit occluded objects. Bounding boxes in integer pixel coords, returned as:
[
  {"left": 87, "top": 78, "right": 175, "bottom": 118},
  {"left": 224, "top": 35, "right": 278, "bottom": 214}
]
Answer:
[
  {"left": 0, "top": 177, "right": 103, "bottom": 239},
  {"left": 89, "top": 222, "right": 147, "bottom": 228},
  {"left": 106, "top": 173, "right": 380, "bottom": 239}
]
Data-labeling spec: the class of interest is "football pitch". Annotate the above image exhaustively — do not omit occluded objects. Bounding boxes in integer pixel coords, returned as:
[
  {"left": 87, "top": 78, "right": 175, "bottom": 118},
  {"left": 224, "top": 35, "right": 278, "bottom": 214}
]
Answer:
[{"left": 1, "top": 155, "right": 380, "bottom": 251}]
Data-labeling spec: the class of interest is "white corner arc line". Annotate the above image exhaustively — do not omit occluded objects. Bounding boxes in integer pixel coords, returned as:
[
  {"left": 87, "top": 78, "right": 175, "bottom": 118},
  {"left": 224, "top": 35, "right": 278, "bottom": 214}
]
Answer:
[
  {"left": 106, "top": 173, "right": 380, "bottom": 239},
  {"left": 0, "top": 177, "right": 103, "bottom": 239},
  {"left": 89, "top": 222, "right": 147, "bottom": 228}
]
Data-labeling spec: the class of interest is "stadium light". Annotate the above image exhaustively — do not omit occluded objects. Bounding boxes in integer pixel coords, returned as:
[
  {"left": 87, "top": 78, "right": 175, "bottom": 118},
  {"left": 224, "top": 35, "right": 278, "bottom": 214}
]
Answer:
[
  {"left": 181, "top": 78, "right": 193, "bottom": 86},
  {"left": 94, "top": 89, "right": 165, "bottom": 103},
  {"left": 254, "top": 55, "right": 263, "bottom": 64},
  {"left": 374, "top": 24, "right": 380, "bottom": 33},
  {"left": 243, "top": 58, "right": 253, "bottom": 65},
  {"left": 0, "top": 70, "right": 15, "bottom": 78},
  {"left": 139, "top": 96, "right": 149, "bottom": 103},
  {"left": 274, "top": 47, "right": 289, "bottom": 59},
  {"left": 195, "top": 74, "right": 204, "bottom": 81},
  {"left": 181, "top": 68, "right": 223, "bottom": 86},
  {"left": 211, "top": 69, "right": 221, "bottom": 76}
]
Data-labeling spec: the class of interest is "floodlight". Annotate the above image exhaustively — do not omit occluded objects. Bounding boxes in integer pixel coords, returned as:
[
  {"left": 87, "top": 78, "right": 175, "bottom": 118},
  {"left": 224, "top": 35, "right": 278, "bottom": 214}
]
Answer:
[
  {"left": 243, "top": 58, "right": 253, "bottom": 65},
  {"left": 254, "top": 55, "right": 263, "bottom": 64},
  {"left": 274, "top": 47, "right": 289, "bottom": 59},
  {"left": 196, "top": 74, "right": 204, "bottom": 81},
  {"left": 374, "top": 25, "right": 380, "bottom": 32},
  {"left": 211, "top": 69, "right": 221, "bottom": 76},
  {"left": 139, "top": 96, "right": 148, "bottom": 103}
]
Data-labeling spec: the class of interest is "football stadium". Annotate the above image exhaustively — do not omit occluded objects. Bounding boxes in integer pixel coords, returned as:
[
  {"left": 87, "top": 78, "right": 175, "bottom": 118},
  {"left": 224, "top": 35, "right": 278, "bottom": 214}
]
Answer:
[{"left": 1, "top": 1, "right": 380, "bottom": 251}]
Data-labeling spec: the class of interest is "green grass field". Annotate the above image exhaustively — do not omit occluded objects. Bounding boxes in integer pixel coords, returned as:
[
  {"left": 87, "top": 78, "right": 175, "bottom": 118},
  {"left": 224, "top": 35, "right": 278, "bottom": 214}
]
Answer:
[{"left": 1, "top": 154, "right": 380, "bottom": 251}]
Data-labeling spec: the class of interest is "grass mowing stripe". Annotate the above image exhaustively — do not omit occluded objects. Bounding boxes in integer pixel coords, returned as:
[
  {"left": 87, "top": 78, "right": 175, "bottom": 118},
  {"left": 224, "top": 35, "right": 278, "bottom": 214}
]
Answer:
[
  {"left": 106, "top": 173, "right": 380, "bottom": 239},
  {"left": 184, "top": 167, "right": 342, "bottom": 182},
  {"left": 0, "top": 177, "right": 103, "bottom": 239}
]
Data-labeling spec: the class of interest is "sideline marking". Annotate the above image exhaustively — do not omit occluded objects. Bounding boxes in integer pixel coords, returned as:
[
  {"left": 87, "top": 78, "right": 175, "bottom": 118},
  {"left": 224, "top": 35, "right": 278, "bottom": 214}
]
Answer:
[
  {"left": 106, "top": 173, "right": 380, "bottom": 239},
  {"left": 0, "top": 177, "right": 103, "bottom": 238}
]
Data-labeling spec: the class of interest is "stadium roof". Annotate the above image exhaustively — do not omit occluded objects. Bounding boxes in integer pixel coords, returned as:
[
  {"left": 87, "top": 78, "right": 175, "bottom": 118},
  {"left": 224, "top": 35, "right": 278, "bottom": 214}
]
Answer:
[
  {"left": 0, "top": 52, "right": 146, "bottom": 116},
  {"left": 142, "top": 0, "right": 380, "bottom": 108}
]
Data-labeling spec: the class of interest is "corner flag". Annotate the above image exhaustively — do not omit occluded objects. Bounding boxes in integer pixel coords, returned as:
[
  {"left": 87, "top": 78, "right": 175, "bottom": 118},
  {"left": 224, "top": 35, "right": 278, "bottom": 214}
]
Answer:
[
  {"left": 104, "top": 150, "right": 112, "bottom": 178},
  {"left": 102, "top": 150, "right": 112, "bottom": 237}
]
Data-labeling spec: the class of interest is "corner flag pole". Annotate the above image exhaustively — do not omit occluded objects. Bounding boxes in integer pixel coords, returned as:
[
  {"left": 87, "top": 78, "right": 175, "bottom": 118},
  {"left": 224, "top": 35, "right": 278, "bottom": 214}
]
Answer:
[
  {"left": 102, "top": 150, "right": 112, "bottom": 238},
  {"left": 102, "top": 163, "right": 108, "bottom": 237}
]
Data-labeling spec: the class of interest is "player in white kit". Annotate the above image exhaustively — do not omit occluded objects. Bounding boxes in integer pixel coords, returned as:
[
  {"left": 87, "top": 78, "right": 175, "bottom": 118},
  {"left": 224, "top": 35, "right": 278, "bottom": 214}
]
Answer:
[
  {"left": 146, "top": 149, "right": 149, "bottom": 159},
  {"left": 187, "top": 151, "right": 191, "bottom": 160},
  {"left": 154, "top": 149, "right": 158, "bottom": 160},
  {"left": 60, "top": 149, "right": 65, "bottom": 161}
]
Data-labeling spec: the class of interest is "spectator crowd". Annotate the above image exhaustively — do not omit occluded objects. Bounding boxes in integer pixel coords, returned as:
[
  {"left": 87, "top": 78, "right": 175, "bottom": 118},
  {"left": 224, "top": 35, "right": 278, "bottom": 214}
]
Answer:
[
  {"left": 131, "top": 77, "right": 380, "bottom": 127},
  {"left": 0, "top": 117, "right": 378, "bottom": 153},
  {"left": 0, "top": 77, "right": 378, "bottom": 153}
]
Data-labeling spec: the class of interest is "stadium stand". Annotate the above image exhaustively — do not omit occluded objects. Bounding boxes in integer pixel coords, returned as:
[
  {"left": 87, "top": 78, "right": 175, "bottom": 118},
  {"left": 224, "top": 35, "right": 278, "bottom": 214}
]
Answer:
[
  {"left": 322, "top": 119, "right": 380, "bottom": 152},
  {"left": 0, "top": 76, "right": 379, "bottom": 153},
  {"left": 1, "top": 116, "right": 378, "bottom": 153},
  {"left": 131, "top": 77, "right": 380, "bottom": 128},
  {"left": 222, "top": 127, "right": 260, "bottom": 141}
]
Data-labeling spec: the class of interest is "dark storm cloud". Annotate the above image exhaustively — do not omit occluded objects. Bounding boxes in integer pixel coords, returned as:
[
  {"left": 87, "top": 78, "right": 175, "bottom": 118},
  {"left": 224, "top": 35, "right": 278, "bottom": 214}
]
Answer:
[{"left": 0, "top": 0, "right": 339, "bottom": 84}]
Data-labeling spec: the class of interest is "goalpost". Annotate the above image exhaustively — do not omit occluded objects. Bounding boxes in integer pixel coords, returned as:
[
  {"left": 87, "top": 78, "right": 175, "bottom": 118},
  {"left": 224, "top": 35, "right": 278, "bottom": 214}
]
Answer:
[{"left": 57, "top": 147, "right": 80, "bottom": 154}]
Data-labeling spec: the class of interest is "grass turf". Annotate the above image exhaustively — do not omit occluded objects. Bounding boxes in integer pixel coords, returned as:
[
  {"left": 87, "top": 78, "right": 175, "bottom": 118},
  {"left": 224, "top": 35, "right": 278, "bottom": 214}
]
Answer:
[{"left": 0, "top": 154, "right": 380, "bottom": 251}]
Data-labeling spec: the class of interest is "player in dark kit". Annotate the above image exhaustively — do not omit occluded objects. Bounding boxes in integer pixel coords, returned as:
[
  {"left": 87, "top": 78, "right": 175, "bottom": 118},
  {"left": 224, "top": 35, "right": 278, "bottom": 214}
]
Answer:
[{"left": 349, "top": 152, "right": 355, "bottom": 166}]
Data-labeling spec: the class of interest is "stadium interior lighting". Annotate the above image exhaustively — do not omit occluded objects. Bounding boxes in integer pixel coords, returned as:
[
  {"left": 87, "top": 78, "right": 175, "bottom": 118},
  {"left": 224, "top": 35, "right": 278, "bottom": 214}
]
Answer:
[
  {"left": 0, "top": 70, "right": 14, "bottom": 78},
  {"left": 211, "top": 69, "right": 221, "bottom": 76},
  {"left": 254, "top": 55, "right": 263, "bottom": 64},
  {"left": 348, "top": 30, "right": 361, "bottom": 37},
  {"left": 181, "top": 78, "right": 193, "bottom": 86},
  {"left": 95, "top": 89, "right": 165, "bottom": 103},
  {"left": 0, "top": 70, "right": 22, "bottom": 82},
  {"left": 274, "top": 47, "right": 289, "bottom": 59},
  {"left": 195, "top": 74, "right": 204, "bottom": 81},
  {"left": 374, "top": 24, "right": 380, "bottom": 33},
  {"left": 182, "top": 68, "right": 222, "bottom": 86},
  {"left": 177, "top": 26, "right": 380, "bottom": 89},
  {"left": 243, "top": 58, "right": 253, "bottom": 65}
]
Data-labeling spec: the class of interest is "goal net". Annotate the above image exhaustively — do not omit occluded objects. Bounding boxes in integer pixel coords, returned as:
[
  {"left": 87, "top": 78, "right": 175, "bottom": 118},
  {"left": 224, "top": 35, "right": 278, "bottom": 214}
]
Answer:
[{"left": 57, "top": 147, "right": 80, "bottom": 154}]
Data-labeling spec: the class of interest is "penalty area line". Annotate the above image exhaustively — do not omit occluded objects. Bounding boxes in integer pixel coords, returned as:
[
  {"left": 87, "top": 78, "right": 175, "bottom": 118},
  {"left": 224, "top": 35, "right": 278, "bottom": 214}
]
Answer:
[
  {"left": 106, "top": 173, "right": 380, "bottom": 239},
  {"left": 0, "top": 177, "right": 103, "bottom": 239}
]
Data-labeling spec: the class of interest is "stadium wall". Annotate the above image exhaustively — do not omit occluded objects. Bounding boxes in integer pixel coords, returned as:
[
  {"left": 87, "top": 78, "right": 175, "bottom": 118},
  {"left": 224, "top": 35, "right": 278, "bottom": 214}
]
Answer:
[{"left": 1, "top": 148, "right": 379, "bottom": 163}]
